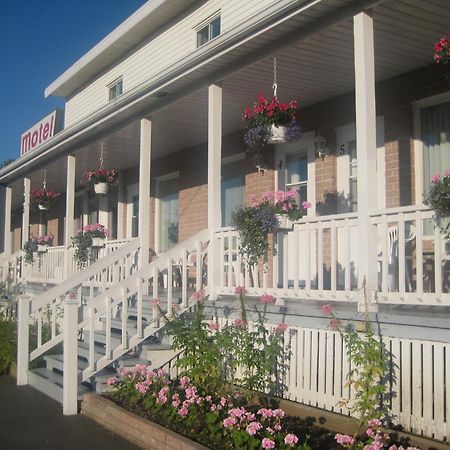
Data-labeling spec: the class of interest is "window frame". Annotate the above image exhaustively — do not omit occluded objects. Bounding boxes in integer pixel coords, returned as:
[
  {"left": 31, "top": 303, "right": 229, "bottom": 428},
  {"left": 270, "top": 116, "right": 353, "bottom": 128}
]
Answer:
[
  {"left": 413, "top": 91, "right": 450, "bottom": 205},
  {"left": 107, "top": 77, "right": 123, "bottom": 102},
  {"left": 274, "top": 131, "right": 316, "bottom": 217},
  {"left": 195, "top": 12, "right": 221, "bottom": 48},
  {"left": 221, "top": 153, "right": 245, "bottom": 227}
]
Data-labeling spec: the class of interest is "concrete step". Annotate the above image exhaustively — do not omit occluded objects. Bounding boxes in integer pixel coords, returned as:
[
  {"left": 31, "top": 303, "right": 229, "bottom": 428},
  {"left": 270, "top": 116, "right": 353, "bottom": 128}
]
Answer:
[
  {"left": 139, "top": 342, "right": 176, "bottom": 367},
  {"left": 44, "top": 354, "right": 89, "bottom": 373},
  {"left": 28, "top": 368, "right": 91, "bottom": 404},
  {"left": 83, "top": 330, "right": 122, "bottom": 347},
  {"left": 77, "top": 341, "right": 111, "bottom": 361}
]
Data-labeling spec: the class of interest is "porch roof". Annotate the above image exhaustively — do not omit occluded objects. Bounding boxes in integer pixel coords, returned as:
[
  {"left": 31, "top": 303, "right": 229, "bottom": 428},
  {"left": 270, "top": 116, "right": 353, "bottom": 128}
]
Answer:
[{"left": 3, "top": 0, "right": 450, "bottom": 207}]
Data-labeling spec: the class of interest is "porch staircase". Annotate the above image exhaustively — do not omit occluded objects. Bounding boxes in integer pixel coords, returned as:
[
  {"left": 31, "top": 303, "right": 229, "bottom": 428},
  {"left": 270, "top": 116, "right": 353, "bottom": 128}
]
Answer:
[{"left": 20, "top": 230, "right": 210, "bottom": 411}]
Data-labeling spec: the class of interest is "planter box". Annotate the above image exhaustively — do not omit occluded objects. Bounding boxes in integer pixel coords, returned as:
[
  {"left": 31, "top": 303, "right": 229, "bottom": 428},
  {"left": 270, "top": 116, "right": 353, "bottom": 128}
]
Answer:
[
  {"left": 82, "top": 393, "right": 208, "bottom": 450},
  {"left": 38, "top": 204, "right": 49, "bottom": 211},
  {"left": 37, "top": 245, "right": 48, "bottom": 253},
  {"left": 91, "top": 238, "right": 105, "bottom": 248},
  {"left": 94, "top": 182, "right": 109, "bottom": 195}
]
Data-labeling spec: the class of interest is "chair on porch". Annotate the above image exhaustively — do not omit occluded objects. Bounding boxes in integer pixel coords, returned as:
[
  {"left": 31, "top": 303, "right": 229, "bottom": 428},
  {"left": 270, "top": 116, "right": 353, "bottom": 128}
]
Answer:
[{"left": 378, "top": 224, "right": 416, "bottom": 292}]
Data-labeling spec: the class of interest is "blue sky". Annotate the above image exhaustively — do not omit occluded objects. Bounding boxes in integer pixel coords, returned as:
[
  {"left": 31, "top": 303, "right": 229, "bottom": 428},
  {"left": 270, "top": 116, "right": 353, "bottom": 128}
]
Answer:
[{"left": 0, "top": 0, "right": 146, "bottom": 163}]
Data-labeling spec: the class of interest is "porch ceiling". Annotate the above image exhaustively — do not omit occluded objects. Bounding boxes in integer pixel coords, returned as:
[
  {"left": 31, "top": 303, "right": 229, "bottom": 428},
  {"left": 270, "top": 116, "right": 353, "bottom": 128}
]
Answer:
[{"left": 8, "top": 0, "right": 450, "bottom": 208}]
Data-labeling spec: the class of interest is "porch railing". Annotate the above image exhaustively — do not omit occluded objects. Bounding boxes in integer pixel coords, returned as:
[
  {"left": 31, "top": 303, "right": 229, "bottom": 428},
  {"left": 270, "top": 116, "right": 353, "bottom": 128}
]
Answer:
[
  {"left": 214, "top": 206, "right": 450, "bottom": 306},
  {"left": 23, "top": 238, "right": 132, "bottom": 285}
]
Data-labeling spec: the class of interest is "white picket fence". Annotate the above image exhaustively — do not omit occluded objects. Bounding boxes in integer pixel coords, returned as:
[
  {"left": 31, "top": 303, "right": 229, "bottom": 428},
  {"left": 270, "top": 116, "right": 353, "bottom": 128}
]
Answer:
[{"left": 215, "top": 206, "right": 450, "bottom": 306}]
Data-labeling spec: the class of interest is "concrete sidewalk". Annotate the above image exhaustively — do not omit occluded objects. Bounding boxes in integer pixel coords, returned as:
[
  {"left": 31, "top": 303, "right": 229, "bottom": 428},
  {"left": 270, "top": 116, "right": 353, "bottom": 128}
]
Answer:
[{"left": 0, "top": 376, "right": 141, "bottom": 450}]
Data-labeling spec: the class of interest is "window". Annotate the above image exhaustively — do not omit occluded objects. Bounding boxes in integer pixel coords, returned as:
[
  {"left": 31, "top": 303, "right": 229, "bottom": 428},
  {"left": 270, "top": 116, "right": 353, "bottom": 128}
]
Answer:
[
  {"left": 421, "top": 101, "right": 450, "bottom": 185},
  {"left": 285, "top": 152, "right": 308, "bottom": 206},
  {"left": 157, "top": 176, "right": 179, "bottom": 253},
  {"left": 221, "top": 158, "right": 245, "bottom": 227},
  {"left": 196, "top": 14, "right": 221, "bottom": 48},
  {"left": 108, "top": 78, "right": 123, "bottom": 101}
]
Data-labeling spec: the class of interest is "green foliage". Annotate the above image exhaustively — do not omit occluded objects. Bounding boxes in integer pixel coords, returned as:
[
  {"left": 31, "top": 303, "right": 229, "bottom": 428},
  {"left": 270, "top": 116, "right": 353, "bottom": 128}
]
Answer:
[
  {"left": 162, "top": 291, "right": 290, "bottom": 400},
  {"left": 0, "top": 312, "right": 16, "bottom": 375},
  {"left": 424, "top": 172, "right": 450, "bottom": 239},
  {"left": 71, "top": 234, "right": 93, "bottom": 268},
  {"left": 23, "top": 239, "right": 38, "bottom": 265}
]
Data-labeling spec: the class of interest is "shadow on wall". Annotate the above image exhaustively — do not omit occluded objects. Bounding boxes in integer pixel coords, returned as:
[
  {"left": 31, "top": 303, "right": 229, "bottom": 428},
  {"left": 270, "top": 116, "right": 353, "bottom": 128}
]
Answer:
[{"left": 315, "top": 191, "right": 353, "bottom": 216}]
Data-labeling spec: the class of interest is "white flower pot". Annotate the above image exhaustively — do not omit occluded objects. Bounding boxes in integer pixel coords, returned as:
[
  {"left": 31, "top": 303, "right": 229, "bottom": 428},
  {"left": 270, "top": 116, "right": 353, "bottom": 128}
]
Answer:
[
  {"left": 269, "top": 125, "right": 287, "bottom": 144},
  {"left": 38, "top": 204, "right": 49, "bottom": 211},
  {"left": 37, "top": 245, "right": 48, "bottom": 253},
  {"left": 91, "top": 237, "right": 105, "bottom": 248},
  {"left": 276, "top": 214, "right": 293, "bottom": 231},
  {"left": 94, "top": 182, "right": 109, "bottom": 195}
]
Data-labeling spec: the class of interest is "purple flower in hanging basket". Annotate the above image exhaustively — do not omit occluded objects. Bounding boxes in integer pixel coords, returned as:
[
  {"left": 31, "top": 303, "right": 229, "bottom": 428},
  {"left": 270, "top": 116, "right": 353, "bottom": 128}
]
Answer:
[
  {"left": 244, "top": 125, "right": 272, "bottom": 150},
  {"left": 284, "top": 122, "right": 302, "bottom": 141}
]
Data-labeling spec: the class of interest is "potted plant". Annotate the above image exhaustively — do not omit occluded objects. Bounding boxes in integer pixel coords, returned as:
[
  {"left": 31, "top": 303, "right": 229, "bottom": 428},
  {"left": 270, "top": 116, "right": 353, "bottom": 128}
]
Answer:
[
  {"left": 36, "top": 234, "right": 54, "bottom": 252},
  {"left": 233, "top": 190, "right": 311, "bottom": 266},
  {"left": 434, "top": 35, "right": 450, "bottom": 80},
  {"left": 424, "top": 171, "right": 450, "bottom": 240},
  {"left": 31, "top": 189, "right": 60, "bottom": 211},
  {"left": 242, "top": 93, "right": 301, "bottom": 168},
  {"left": 71, "top": 224, "right": 109, "bottom": 268},
  {"left": 82, "top": 169, "right": 119, "bottom": 195}
]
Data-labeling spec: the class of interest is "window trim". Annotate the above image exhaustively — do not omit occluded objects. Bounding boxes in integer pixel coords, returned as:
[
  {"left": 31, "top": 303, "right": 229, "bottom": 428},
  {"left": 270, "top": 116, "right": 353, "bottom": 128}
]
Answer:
[
  {"left": 107, "top": 77, "right": 123, "bottom": 102},
  {"left": 412, "top": 91, "right": 450, "bottom": 205},
  {"left": 195, "top": 11, "right": 221, "bottom": 49},
  {"left": 126, "top": 183, "right": 139, "bottom": 239},
  {"left": 221, "top": 153, "right": 245, "bottom": 227}
]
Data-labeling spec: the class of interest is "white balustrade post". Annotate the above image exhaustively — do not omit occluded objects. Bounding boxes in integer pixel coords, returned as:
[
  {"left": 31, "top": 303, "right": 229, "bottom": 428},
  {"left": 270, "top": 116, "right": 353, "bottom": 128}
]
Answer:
[
  {"left": 138, "top": 118, "right": 152, "bottom": 268},
  {"left": 207, "top": 84, "right": 222, "bottom": 299},
  {"left": 3, "top": 186, "right": 12, "bottom": 257},
  {"left": 63, "top": 297, "right": 79, "bottom": 415},
  {"left": 17, "top": 295, "right": 30, "bottom": 385},
  {"left": 98, "top": 197, "right": 109, "bottom": 229},
  {"left": 64, "top": 156, "right": 76, "bottom": 277},
  {"left": 354, "top": 11, "right": 378, "bottom": 309},
  {"left": 117, "top": 175, "right": 125, "bottom": 239}
]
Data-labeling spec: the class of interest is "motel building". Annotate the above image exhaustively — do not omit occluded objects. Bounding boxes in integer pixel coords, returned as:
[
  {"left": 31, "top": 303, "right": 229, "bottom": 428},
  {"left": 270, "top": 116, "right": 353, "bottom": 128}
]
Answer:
[{"left": 0, "top": 0, "right": 449, "bottom": 442}]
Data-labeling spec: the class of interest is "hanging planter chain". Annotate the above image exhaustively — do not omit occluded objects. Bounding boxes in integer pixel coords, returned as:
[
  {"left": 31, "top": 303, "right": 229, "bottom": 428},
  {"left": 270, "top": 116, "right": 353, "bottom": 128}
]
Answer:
[{"left": 272, "top": 55, "right": 278, "bottom": 99}]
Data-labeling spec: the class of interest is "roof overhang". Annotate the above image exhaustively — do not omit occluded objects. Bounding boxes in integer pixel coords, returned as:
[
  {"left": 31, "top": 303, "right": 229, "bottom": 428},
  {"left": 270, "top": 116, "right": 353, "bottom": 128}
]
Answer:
[{"left": 45, "top": 0, "right": 199, "bottom": 98}]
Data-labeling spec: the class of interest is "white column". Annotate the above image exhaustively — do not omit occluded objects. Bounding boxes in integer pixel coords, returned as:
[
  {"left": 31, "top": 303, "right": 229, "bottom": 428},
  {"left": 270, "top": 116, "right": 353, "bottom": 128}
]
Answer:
[
  {"left": 117, "top": 175, "right": 125, "bottom": 239},
  {"left": 4, "top": 186, "right": 12, "bottom": 257},
  {"left": 21, "top": 178, "right": 31, "bottom": 248},
  {"left": 64, "top": 156, "right": 76, "bottom": 275},
  {"left": 17, "top": 295, "right": 30, "bottom": 385},
  {"left": 354, "top": 11, "right": 378, "bottom": 303},
  {"left": 98, "top": 196, "right": 109, "bottom": 227},
  {"left": 63, "top": 297, "right": 78, "bottom": 415},
  {"left": 207, "top": 84, "right": 222, "bottom": 298},
  {"left": 208, "top": 84, "right": 222, "bottom": 230},
  {"left": 139, "top": 118, "right": 152, "bottom": 268}
]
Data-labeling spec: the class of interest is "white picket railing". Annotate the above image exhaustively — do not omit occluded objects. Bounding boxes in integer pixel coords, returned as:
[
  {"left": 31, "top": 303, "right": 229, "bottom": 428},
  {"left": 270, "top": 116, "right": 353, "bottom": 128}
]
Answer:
[
  {"left": 215, "top": 206, "right": 450, "bottom": 306},
  {"left": 371, "top": 205, "right": 450, "bottom": 305},
  {"left": 23, "top": 238, "right": 132, "bottom": 285},
  {"left": 0, "top": 250, "right": 23, "bottom": 285}
]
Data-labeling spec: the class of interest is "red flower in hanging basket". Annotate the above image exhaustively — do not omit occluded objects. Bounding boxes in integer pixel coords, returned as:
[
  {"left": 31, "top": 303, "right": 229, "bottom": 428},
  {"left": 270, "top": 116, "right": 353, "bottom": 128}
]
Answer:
[
  {"left": 81, "top": 168, "right": 119, "bottom": 191},
  {"left": 31, "top": 189, "right": 60, "bottom": 209},
  {"left": 434, "top": 35, "right": 450, "bottom": 64}
]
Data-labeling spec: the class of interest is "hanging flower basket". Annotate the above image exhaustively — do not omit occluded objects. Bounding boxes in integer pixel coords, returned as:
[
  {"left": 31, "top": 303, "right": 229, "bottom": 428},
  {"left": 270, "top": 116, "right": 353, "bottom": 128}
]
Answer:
[
  {"left": 424, "top": 171, "right": 450, "bottom": 240},
  {"left": 91, "top": 237, "right": 106, "bottom": 247},
  {"left": 37, "top": 244, "right": 48, "bottom": 253},
  {"left": 94, "top": 182, "right": 109, "bottom": 195},
  {"left": 242, "top": 93, "right": 302, "bottom": 168},
  {"left": 23, "top": 234, "right": 53, "bottom": 264},
  {"left": 275, "top": 214, "right": 293, "bottom": 231},
  {"left": 71, "top": 224, "right": 109, "bottom": 268},
  {"left": 31, "top": 189, "right": 60, "bottom": 211},
  {"left": 82, "top": 169, "right": 119, "bottom": 194}
]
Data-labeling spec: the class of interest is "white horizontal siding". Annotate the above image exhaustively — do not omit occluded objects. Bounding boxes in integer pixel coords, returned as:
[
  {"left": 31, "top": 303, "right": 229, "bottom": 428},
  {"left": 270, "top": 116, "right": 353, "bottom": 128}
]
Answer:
[{"left": 64, "top": 0, "right": 280, "bottom": 128}]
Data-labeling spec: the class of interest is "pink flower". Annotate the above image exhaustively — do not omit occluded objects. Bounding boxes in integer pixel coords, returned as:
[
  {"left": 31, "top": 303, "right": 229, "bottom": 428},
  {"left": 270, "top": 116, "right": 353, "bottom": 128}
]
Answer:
[
  {"left": 368, "top": 418, "right": 382, "bottom": 428},
  {"left": 233, "top": 318, "right": 246, "bottom": 327},
  {"left": 208, "top": 321, "right": 219, "bottom": 331},
  {"left": 257, "top": 408, "right": 273, "bottom": 418},
  {"left": 223, "top": 417, "right": 237, "bottom": 428},
  {"left": 178, "top": 407, "right": 188, "bottom": 417},
  {"left": 284, "top": 434, "right": 299, "bottom": 445},
  {"left": 273, "top": 323, "right": 288, "bottom": 334},
  {"left": 234, "top": 286, "right": 247, "bottom": 295},
  {"left": 302, "top": 200, "right": 312, "bottom": 209},
  {"left": 150, "top": 298, "right": 160, "bottom": 307},
  {"left": 321, "top": 304, "right": 333, "bottom": 315},
  {"left": 192, "top": 290, "right": 204, "bottom": 301},
  {"left": 262, "top": 438, "right": 275, "bottom": 449},
  {"left": 335, "top": 433, "right": 354, "bottom": 445},
  {"left": 329, "top": 318, "right": 341, "bottom": 330},
  {"left": 431, "top": 174, "right": 441, "bottom": 183},
  {"left": 106, "top": 376, "right": 117, "bottom": 385},
  {"left": 272, "top": 408, "right": 285, "bottom": 418},
  {"left": 260, "top": 294, "right": 275, "bottom": 304},
  {"left": 229, "top": 407, "right": 246, "bottom": 418},
  {"left": 246, "top": 421, "right": 262, "bottom": 436}
]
